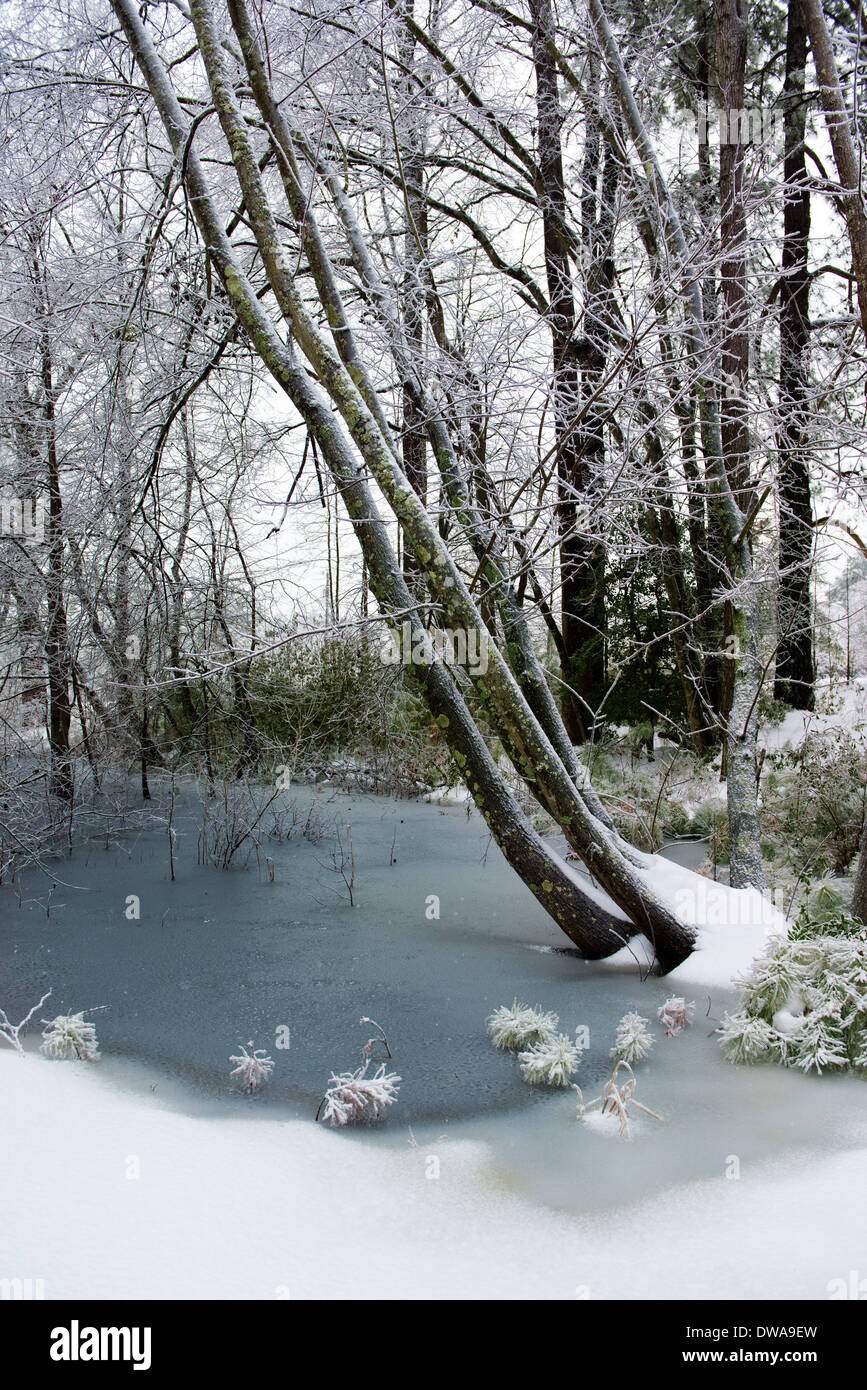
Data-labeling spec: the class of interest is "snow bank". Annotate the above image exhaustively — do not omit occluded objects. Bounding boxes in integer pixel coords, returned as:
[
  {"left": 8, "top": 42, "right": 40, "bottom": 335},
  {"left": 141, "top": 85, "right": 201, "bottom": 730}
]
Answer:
[
  {"left": 560, "top": 839, "right": 783, "bottom": 990},
  {"left": 761, "top": 679, "right": 867, "bottom": 753},
  {"left": 1, "top": 1050, "right": 865, "bottom": 1300},
  {"left": 639, "top": 853, "right": 785, "bottom": 990}
]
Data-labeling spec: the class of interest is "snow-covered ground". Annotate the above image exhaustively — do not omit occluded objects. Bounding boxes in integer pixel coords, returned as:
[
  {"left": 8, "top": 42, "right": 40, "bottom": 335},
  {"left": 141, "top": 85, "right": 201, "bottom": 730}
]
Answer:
[
  {"left": 761, "top": 677, "right": 867, "bottom": 753},
  {"left": 2, "top": 1045, "right": 866, "bottom": 1300},
  {"left": 0, "top": 781, "right": 859, "bottom": 1302}
]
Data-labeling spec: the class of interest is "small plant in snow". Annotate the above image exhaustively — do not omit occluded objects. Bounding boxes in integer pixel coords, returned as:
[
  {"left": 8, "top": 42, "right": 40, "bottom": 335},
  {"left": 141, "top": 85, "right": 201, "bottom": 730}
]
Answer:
[
  {"left": 610, "top": 1011, "right": 654, "bottom": 1064},
  {"left": 316, "top": 1015, "right": 401, "bottom": 1124},
  {"left": 575, "top": 1060, "right": 666, "bottom": 1141},
  {"left": 229, "top": 1040, "right": 275, "bottom": 1093},
  {"left": 486, "top": 1000, "right": 559, "bottom": 1051},
  {"left": 316, "top": 1060, "right": 401, "bottom": 1126},
  {"left": 658, "top": 995, "right": 695, "bottom": 1037},
  {"left": 41, "top": 1010, "right": 101, "bottom": 1061},
  {"left": 518, "top": 1032, "right": 581, "bottom": 1087}
]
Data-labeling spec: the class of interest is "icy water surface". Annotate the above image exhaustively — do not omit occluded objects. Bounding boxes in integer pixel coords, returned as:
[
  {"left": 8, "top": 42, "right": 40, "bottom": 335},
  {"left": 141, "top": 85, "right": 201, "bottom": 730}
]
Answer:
[{"left": 2, "top": 780, "right": 866, "bottom": 1216}]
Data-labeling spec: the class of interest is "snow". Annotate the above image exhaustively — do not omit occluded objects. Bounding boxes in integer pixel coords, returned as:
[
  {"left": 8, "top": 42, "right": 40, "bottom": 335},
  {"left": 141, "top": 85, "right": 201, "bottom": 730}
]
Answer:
[
  {"left": 562, "top": 845, "right": 786, "bottom": 990},
  {"left": 760, "top": 678, "right": 867, "bottom": 753},
  {"left": 3, "top": 1049, "right": 867, "bottom": 1300},
  {"left": 640, "top": 852, "right": 787, "bottom": 991}
]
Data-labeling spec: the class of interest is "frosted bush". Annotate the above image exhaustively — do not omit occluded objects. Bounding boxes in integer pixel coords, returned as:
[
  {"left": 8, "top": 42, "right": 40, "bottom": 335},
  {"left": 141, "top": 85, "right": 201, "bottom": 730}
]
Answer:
[
  {"left": 610, "top": 1012, "right": 654, "bottom": 1064},
  {"left": 717, "top": 1011, "right": 780, "bottom": 1065},
  {"left": 719, "top": 920, "right": 867, "bottom": 1074},
  {"left": 229, "top": 1040, "right": 275, "bottom": 1093},
  {"left": 317, "top": 1061, "right": 401, "bottom": 1126},
  {"left": 41, "top": 1011, "right": 101, "bottom": 1061},
  {"left": 518, "top": 1033, "right": 581, "bottom": 1087},
  {"left": 486, "top": 1000, "right": 559, "bottom": 1051},
  {"left": 658, "top": 996, "right": 695, "bottom": 1037}
]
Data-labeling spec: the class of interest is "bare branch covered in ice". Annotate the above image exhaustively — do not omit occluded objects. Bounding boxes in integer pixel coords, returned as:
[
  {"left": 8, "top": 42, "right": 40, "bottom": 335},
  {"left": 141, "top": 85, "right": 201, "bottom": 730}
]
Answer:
[{"left": 0, "top": 991, "right": 52, "bottom": 1056}]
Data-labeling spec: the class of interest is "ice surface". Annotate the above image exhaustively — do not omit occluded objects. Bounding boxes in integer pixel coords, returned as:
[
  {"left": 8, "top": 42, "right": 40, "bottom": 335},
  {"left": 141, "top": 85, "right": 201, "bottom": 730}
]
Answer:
[{"left": 0, "top": 784, "right": 751, "bottom": 1120}]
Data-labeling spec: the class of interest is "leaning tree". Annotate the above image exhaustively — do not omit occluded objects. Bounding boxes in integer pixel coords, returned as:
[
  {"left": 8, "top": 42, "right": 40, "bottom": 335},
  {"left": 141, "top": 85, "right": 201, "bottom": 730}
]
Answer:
[{"left": 98, "top": 0, "right": 784, "bottom": 969}]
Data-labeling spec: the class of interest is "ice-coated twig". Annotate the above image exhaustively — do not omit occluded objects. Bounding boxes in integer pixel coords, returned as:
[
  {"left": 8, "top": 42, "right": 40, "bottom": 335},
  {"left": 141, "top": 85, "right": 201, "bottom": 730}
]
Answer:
[
  {"left": 360, "top": 1016, "right": 391, "bottom": 1060},
  {"left": 0, "top": 990, "right": 52, "bottom": 1056}
]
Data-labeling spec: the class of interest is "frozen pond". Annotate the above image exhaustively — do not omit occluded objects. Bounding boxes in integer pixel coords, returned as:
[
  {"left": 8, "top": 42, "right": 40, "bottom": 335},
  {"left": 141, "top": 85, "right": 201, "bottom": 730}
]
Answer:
[{"left": 2, "top": 781, "right": 866, "bottom": 1225}]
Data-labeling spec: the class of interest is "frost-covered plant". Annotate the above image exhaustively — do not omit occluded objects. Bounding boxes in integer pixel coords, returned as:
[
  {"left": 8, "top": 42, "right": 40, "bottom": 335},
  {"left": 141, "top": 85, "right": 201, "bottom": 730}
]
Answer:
[
  {"left": 575, "top": 1060, "right": 665, "bottom": 1142},
  {"left": 229, "top": 1040, "right": 275, "bottom": 1093},
  {"left": 518, "top": 1032, "right": 581, "bottom": 1087},
  {"left": 719, "top": 925, "right": 867, "bottom": 1074},
  {"left": 41, "top": 1010, "right": 101, "bottom": 1061},
  {"left": 658, "top": 996, "right": 695, "bottom": 1037},
  {"left": 486, "top": 1000, "right": 559, "bottom": 1051},
  {"left": 717, "top": 1011, "right": 780, "bottom": 1065},
  {"left": 316, "top": 1061, "right": 401, "bottom": 1126},
  {"left": 610, "top": 1012, "right": 654, "bottom": 1064}
]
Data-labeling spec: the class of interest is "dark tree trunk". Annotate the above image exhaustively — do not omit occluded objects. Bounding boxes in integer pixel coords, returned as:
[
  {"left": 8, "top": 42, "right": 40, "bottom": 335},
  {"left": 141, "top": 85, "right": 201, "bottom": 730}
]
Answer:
[
  {"left": 774, "top": 0, "right": 815, "bottom": 710},
  {"left": 37, "top": 289, "right": 74, "bottom": 802},
  {"left": 396, "top": 7, "right": 428, "bottom": 598},
  {"left": 695, "top": 5, "right": 727, "bottom": 726},
  {"left": 853, "top": 818, "right": 867, "bottom": 925},
  {"left": 530, "top": 0, "right": 606, "bottom": 743},
  {"left": 717, "top": 0, "right": 751, "bottom": 510}
]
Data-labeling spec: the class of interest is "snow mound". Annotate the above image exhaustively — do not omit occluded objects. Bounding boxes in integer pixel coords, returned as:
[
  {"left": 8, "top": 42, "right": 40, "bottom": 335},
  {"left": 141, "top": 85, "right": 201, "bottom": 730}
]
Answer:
[{"left": 3, "top": 1050, "right": 867, "bottom": 1300}]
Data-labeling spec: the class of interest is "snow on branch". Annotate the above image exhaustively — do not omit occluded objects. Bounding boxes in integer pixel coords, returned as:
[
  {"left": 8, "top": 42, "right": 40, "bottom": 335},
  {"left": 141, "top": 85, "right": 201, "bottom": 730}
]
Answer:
[{"left": 0, "top": 990, "right": 52, "bottom": 1056}]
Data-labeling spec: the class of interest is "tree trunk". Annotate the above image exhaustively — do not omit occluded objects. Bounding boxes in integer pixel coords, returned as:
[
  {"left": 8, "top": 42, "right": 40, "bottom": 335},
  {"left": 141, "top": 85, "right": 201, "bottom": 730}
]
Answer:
[
  {"left": 775, "top": 0, "right": 815, "bottom": 711},
  {"left": 586, "top": 0, "right": 767, "bottom": 890},
  {"left": 35, "top": 264, "right": 74, "bottom": 803},
  {"left": 530, "top": 0, "right": 606, "bottom": 743},
  {"left": 802, "top": 0, "right": 867, "bottom": 345},
  {"left": 853, "top": 818, "right": 867, "bottom": 925}
]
